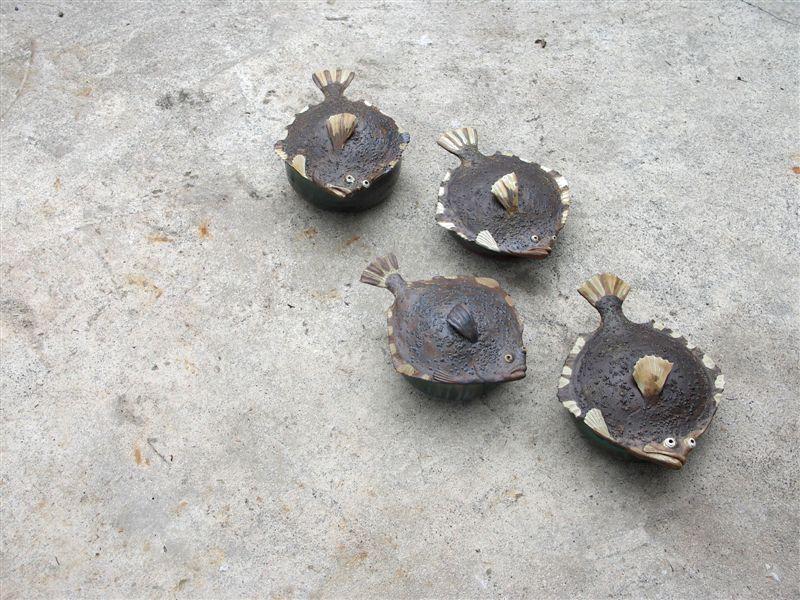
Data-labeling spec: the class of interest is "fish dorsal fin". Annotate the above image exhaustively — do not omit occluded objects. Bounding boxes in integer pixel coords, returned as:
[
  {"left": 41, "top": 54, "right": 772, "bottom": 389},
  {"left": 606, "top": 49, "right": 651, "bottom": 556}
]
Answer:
[
  {"left": 578, "top": 273, "right": 630, "bottom": 307},
  {"left": 326, "top": 113, "right": 358, "bottom": 150},
  {"left": 491, "top": 172, "right": 519, "bottom": 214},
  {"left": 633, "top": 355, "right": 673, "bottom": 398},
  {"left": 447, "top": 303, "right": 479, "bottom": 342},
  {"left": 312, "top": 69, "right": 355, "bottom": 96},
  {"left": 437, "top": 127, "right": 480, "bottom": 160}
]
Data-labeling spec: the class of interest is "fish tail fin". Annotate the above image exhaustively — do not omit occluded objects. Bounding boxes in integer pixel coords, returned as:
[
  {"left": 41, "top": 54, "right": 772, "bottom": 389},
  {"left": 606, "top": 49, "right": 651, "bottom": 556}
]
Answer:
[
  {"left": 312, "top": 69, "right": 355, "bottom": 95},
  {"left": 360, "top": 254, "right": 403, "bottom": 292},
  {"left": 578, "top": 273, "right": 630, "bottom": 306},
  {"left": 437, "top": 127, "right": 479, "bottom": 159}
]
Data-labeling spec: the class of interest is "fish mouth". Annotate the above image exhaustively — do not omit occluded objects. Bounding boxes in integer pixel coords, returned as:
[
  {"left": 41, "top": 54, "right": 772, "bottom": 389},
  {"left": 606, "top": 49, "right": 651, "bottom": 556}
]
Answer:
[
  {"left": 511, "top": 247, "right": 551, "bottom": 258},
  {"left": 638, "top": 445, "right": 686, "bottom": 469},
  {"left": 507, "top": 367, "right": 527, "bottom": 381}
]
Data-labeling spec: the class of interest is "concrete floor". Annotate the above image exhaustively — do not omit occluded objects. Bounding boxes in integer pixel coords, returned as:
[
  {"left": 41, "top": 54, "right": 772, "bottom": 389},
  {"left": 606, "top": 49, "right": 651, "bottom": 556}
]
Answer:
[{"left": 1, "top": 1, "right": 798, "bottom": 598}]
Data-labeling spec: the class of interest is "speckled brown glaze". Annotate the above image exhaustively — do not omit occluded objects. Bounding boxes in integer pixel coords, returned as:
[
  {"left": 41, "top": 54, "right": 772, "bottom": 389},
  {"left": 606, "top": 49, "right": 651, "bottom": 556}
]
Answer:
[
  {"left": 558, "top": 274, "right": 724, "bottom": 469},
  {"left": 274, "top": 70, "right": 409, "bottom": 206},
  {"left": 360, "top": 254, "right": 526, "bottom": 392},
  {"left": 436, "top": 127, "right": 570, "bottom": 258}
]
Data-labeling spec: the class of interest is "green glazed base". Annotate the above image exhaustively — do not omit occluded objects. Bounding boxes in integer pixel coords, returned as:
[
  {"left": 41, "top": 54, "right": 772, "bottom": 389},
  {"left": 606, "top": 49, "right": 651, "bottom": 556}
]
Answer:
[
  {"left": 285, "top": 161, "right": 401, "bottom": 212},
  {"left": 574, "top": 419, "right": 638, "bottom": 462},
  {"left": 404, "top": 376, "right": 498, "bottom": 401}
]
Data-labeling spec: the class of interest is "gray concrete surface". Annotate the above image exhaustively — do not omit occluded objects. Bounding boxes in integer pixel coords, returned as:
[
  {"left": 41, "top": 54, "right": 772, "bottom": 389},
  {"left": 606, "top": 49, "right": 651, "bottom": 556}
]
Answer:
[{"left": 1, "top": 0, "right": 798, "bottom": 598}]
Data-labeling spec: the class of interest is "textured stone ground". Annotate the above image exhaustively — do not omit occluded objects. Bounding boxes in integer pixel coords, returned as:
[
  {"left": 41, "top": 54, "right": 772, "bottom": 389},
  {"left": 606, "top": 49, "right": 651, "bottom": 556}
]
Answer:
[{"left": 1, "top": 1, "right": 798, "bottom": 598}]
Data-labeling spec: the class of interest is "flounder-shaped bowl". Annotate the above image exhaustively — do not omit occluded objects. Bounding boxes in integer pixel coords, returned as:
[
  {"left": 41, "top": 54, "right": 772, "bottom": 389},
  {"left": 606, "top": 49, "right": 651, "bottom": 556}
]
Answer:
[
  {"left": 557, "top": 274, "right": 724, "bottom": 469},
  {"left": 360, "top": 254, "right": 527, "bottom": 400},
  {"left": 435, "top": 127, "right": 570, "bottom": 258},
  {"left": 274, "top": 69, "right": 410, "bottom": 212}
]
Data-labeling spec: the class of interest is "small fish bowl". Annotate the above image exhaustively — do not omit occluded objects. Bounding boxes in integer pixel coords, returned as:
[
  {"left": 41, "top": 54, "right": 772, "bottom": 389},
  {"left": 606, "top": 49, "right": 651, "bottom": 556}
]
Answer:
[
  {"left": 557, "top": 273, "right": 725, "bottom": 469},
  {"left": 360, "top": 254, "right": 527, "bottom": 400},
  {"left": 435, "top": 127, "right": 570, "bottom": 258},
  {"left": 275, "top": 70, "right": 410, "bottom": 212}
]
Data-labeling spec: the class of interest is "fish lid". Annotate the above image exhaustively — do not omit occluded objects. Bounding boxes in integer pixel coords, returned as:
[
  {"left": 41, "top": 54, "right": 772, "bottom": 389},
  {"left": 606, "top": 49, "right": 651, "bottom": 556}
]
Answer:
[
  {"left": 387, "top": 276, "right": 526, "bottom": 385},
  {"left": 274, "top": 70, "right": 410, "bottom": 199},
  {"left": 435, "top": 127, "right": 570, "bottom": 257},
  {"left": 557, "top": 274, "right": 724, "bottom": 469},
  {"left": 360, "top": 255, "right": 526, "bottom": 386}
]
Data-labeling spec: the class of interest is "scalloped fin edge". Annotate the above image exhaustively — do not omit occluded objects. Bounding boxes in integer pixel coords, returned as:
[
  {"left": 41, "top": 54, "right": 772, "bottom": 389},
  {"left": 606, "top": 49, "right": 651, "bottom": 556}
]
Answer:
[
  {"left": 437, "top": 127, "right": 478, "bottom": 158},
  {"left": 326, "top": 113, "right": 358, "bottom": 150},
  {"left": 584, "top": 408, "right": 612, "bottom": 439},
  {"left": 578, "top": 273, "right": 630, "bottom": 306},
  {"left": 312, "top": 69, "right": 355, "bottom": 94},
  {"left": 491, "top": 172, "right": 519, "bottom": 214},
  {"left": 360, "top": 254, "right": 401, "bottom": 289},
  {"left": 633, "top": 355, "right": 674, "bottom": 398}
]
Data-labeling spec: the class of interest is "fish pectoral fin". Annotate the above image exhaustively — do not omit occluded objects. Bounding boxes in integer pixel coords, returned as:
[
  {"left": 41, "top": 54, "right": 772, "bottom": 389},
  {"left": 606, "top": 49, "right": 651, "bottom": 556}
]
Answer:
[
  {"left": 447, "top": 303, "right": 479, "bottom": 342},
  {"left": 432, "top": 369, "right": 461, "bottom": 384}
]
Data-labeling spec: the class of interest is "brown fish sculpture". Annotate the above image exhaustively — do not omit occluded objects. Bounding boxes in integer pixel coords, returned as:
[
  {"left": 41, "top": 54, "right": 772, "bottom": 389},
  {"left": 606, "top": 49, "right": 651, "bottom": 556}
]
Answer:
[
  {"left": 557, "top": 274, "right": 724, "bottom": 469},
  {"left": 274, "top": 69, "right": 410, "bottom": 211},
  {"left": 435, "top": 127, "right": 570, "bottom": 258},
  {"left": 360, "top": 254, "right": 527, "bottom": 400}
]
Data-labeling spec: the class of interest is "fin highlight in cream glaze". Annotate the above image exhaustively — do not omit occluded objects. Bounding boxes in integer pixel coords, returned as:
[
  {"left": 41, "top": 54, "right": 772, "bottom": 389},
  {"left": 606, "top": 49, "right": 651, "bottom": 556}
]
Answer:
[
  {"left": 312, "top": 69, "right": 355, "bottom": 95},
  {"left": 326, "top": 113, "right": 358, "bottom": 150},
  {"left": 633, "top": 355, "right": 673, "bottom": 398},
  {"left": 491, "top": 172, "right": 519, "bottom": 214},
  {"left": 437, "top": 127, "right": 479, "bottom": 159},
  {"left": 578, "top": 273, "right": 630, "bottom": 306}
]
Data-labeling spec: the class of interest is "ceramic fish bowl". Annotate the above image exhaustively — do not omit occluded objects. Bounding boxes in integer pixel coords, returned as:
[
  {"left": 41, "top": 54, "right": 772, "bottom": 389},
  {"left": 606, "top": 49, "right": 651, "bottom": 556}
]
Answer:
[
  {"left": 274, "top": 69, "right": 410, "bottom": 211},
  {"left": 435, "top": 127, "right": 570, "bottom": 258},
  {"left": 557, "top": 274, "right": 724, "bottom": 469},
  {"left": 360, "top": 254, "right": 527, "bottom": 400}
]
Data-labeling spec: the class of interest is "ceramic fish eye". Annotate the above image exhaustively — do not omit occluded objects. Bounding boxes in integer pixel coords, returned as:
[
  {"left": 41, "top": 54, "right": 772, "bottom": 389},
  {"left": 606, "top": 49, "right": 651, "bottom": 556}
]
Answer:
[
  {"left": 557, "top": 273, "right": 724, "bottom": 470},
  {"left": 434, "top": 127, "right": 571, "bottom": 258},
  {"left": 360, "top": 253, "right": 526, "bottom": 401},
  {"left": 274, "top": 69, "right": 410, "bottom": 212}
]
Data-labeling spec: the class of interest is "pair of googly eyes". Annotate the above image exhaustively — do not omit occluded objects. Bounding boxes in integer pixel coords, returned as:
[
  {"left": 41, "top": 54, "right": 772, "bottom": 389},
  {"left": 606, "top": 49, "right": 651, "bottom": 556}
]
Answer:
[
  {"left": 664, "top": 437, "right": 696, "bottom": 448},
  {"left": 345, "top": 175, "right": 370, "bottom": 187},
  {"left": 531, "top": 235, "right": 558, "bottom": 243}
]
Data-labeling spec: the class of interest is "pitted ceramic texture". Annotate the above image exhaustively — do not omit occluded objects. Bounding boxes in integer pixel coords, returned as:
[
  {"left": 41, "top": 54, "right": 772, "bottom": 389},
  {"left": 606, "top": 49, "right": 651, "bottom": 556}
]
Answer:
[
  {"left": 390, "top": 277, "right": 525, "bottom": 385},
  {"left": 446, "top": 154, "right": 564, "bottom": 252},
  {"left": 570, "top": 297, "right": 717, "bottom": 445},
  {"left": 282, "top": 96, "right": 404, "bottom": 189}
]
